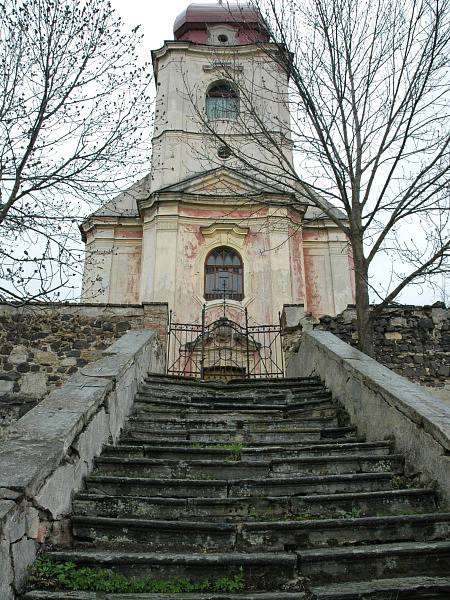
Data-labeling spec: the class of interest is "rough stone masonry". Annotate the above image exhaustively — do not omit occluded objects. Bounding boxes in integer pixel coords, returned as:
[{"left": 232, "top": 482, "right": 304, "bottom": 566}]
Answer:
[{"left": 0, "top": 303, "right": 168, "bottom": 442}]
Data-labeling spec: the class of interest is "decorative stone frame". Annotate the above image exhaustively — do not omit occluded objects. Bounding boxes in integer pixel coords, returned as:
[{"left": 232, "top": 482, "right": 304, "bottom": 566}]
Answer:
[
  {"left": 207, "top": 25, "right": 238, "bottom": 46},
  {"left": 192, "top": 222, "right": 254, "bottom": 314}
]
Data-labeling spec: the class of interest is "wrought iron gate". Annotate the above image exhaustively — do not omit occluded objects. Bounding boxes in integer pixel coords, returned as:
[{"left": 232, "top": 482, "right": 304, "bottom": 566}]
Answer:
[{"left": 166, "top": 305, "right": 284, "bottom": 380}]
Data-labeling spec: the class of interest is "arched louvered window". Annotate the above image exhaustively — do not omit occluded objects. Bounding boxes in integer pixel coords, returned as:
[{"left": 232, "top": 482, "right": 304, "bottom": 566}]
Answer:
[
  {"left": 205, "top": 246, "right": 244, "bottom": 301},
  {"left": 206, "top": 82, "right": 239, "bottom": 121}
]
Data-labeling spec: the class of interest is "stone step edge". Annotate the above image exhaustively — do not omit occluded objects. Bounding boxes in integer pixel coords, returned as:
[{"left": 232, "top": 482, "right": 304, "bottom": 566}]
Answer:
[
  {"left": 74, "top": 487, "right": 437, "bottom": 506},
  {"left": 71, "top": 512, "right": 450, "bottom": 533},
  {"left": 310, "top": 576, "right": 450, "bottom": 599},
  {"left": 94, "top": 453, "right": 403, "bottom": 467},
  {"left": 24, "top": 593, "right": 306, "bottom": 600},
  {"left": 118, "top": 436, "right": 366, "bottom": 447},
  {"left": 45, "top": 550, "right": 296, "bottom": 566},
  {"left": 124, "top": 426, "right": 355, "bottom": 435},
  {"left": 86, "top": 471, "right": 395, "bottom": 486},
  {"left": 105, "top": 441, "right": 391, "bottom": 454},
  {"left": 298, "top": 540, "right": 450, "bottom": 561}
]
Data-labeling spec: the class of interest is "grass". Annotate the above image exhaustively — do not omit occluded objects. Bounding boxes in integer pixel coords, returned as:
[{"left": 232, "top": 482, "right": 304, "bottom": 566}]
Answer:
[{"left": 29, "top": 557, "right": 246, "bottom": 593}]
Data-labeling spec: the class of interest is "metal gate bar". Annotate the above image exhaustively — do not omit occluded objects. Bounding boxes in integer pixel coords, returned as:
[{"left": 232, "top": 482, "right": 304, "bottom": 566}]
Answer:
[{"left": 166, "top": 304, "right": 284, "bottom": 380}]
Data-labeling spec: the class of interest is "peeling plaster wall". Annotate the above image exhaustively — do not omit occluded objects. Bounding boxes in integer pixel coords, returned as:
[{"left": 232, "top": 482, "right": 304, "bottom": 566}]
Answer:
[
  {"left": 0, "top": 329, "right": 165, "bottom": 599},
  {"left": 151, "top": 42, "right": 293, "bottom": 192}
]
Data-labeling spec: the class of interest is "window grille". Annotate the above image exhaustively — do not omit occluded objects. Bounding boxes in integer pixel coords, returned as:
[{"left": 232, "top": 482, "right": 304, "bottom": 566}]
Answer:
[
  {"left": 205, "top": 246, "right": 244, "bottom": 300},
  {"left": 206, "top": 83, "right": 239, "bottom": 121}
]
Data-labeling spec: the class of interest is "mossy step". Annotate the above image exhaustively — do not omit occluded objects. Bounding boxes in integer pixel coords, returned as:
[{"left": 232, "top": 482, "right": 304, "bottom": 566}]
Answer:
[
  {"left": 102, "top": 441, "right": 391, "bottom": 461},
  {"left": 144, "top": 374, "right": 320, "bottom": 386},
  {"left": 93, "top": 454, "right": 403, "bottom": 479},
  {"left": 73, "top": 488, "right": 437, "bottom": 521},
  {"left": 118, "top": 435, "right": 365, "bottom": 448},
  {"left": 133, "top": 404, "right": 337, "bottom": 419},
  {"left": 85, "top": 472, "right": 397, "bottom": 498},
  {"left": 242, "top": 512, "right": 450, "bottom": 550},
  {"left": 127, "top": 416, "right": 339, "bottom": 430},
  {"left": 71, "top": 513, "right": 450, "bottom": 552},
  {"left": 25, "top": 592, "right": 306, "bottom": 599},
  {"left": 311, "top": 576, "right": 450, "bottom": 599},
  {"left": 43, "top": 550, "right": 296, "bottom": 590},
  {"left": 298, "top": 540, "right": 450, "bottom": 583},
  {"left": 123, "top": 427, "right": 354, "bottom": 445}
]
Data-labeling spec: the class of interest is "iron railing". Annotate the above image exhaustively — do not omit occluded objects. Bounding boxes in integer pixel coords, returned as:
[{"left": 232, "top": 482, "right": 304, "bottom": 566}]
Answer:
[{"left": 167, "top": 304, "right": 284, "bottom": 380}]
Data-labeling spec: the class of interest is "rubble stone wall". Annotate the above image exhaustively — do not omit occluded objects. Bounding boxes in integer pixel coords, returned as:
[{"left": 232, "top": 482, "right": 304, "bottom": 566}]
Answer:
[
  {"left": 282, "top": 303, "right": 449, "bottom": 388},
  {"left": 0, "top": 303, "right": 168, "bottom": 441}
]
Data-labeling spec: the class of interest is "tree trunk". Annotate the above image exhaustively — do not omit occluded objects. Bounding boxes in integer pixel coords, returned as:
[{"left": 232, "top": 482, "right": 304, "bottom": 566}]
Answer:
[{"left": 351, "top": 234, "right": 374, "bottom": 356}]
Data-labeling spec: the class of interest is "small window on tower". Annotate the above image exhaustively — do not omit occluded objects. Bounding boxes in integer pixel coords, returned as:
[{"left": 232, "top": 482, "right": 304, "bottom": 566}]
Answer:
[
  {"left": 218, "top": 34, "right": 229, "bottom": 43},
  {"left": 218, "top": 145, "right": 231, "bottom": 159},
  {"left": 206, "top": 82, "right": 239, "bottom": 121}
]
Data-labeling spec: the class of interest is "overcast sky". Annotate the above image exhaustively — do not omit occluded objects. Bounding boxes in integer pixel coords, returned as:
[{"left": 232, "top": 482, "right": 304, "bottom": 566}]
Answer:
[{"left": 107, "top": 0, "right": 447, "bottom": 306}]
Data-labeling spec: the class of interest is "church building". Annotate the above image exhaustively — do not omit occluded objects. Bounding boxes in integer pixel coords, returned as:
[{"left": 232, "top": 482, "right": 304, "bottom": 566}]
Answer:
[{"left": 80, "top": 3, "right": 355, "bottom": 326}]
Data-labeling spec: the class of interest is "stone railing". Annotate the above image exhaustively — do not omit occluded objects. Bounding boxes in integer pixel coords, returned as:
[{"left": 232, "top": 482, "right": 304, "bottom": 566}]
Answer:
[
  {"left": 287, "top": 330, "right": 450, "bottom": 507},
  {"left": 0, "top": 328, "right": 165, "bottom": 599}
]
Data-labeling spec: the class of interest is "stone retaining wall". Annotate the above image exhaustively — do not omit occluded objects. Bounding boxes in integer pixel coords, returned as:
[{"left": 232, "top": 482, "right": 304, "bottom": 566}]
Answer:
[
  {"left": 282, "top": 303, "right": 449, "bottom": 389},
  {"left": 287, "top": 330, "right": 450, "bottom": 507},
  {"left": 0, "top": 302, "right": 168, "bottom": 441},
  {"left": 0, "top": 328, "right": 165, "bottom": 599}
]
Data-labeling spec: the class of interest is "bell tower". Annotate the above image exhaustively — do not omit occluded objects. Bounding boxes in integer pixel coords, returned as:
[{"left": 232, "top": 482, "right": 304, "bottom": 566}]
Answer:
[{"left": 80, "top": 3, "right": 355, "bottom": 324}]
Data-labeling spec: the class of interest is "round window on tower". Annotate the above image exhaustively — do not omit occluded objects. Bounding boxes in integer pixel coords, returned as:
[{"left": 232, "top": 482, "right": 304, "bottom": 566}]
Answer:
[
  {"left": 218, "top": 146, "right": 231, "bottom": 159},
  {"left": 218, "top": 34, "right": 229, "bottom": 43}
]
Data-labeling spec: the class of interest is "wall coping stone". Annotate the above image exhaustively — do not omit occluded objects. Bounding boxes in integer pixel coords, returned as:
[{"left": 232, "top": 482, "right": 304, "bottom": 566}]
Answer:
[
  {"left": 306, "top": 331, "right": 450, "bottom": 450},
  {"left": 0, "top": 328, "right": 164, "bottom": 598},
  {"left": 287, "top": 330, "right": 450, "bottom": 505}
]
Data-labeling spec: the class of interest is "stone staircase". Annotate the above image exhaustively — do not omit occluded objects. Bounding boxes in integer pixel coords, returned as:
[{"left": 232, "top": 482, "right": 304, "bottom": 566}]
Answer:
[{"left": 24, "top": 374, "right": 450, "bottom": 599}]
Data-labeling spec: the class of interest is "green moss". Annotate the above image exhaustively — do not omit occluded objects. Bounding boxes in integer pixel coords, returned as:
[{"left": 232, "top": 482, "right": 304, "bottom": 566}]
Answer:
[{"left": 29, "top": 557, "right": 245, "bottom": 593}]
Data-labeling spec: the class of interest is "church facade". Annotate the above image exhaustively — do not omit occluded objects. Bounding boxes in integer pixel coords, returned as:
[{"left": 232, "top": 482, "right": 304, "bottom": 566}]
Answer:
[{"left": 81, "top": 3, "right": 355, "bottom": 325}]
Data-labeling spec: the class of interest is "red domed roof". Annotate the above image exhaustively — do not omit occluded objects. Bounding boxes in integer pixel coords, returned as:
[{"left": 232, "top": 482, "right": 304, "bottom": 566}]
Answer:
[{"left": 174, "top": 3, "right": 268, "bottom": 42}]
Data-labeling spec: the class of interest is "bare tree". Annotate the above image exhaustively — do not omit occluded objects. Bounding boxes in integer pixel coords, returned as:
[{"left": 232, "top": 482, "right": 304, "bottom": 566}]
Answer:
[
  {"left": 0, "top": 0, "right": 152, "bottom": 303},
  {"left": 186, "top": 0, "right": 450, "bottom": 354}
]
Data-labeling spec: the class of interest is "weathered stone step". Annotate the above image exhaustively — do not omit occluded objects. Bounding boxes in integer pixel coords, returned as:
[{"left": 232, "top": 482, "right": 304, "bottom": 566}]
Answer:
[
  {"left": 298, "top": 540, "right": 450, "bottom": 583},
  {"left": 72, "top": 516, "right": 237, "bottom": 551},
  {"left": 71, "top": 513, "right": 450, "bottom": 552},
  {"left": 242, "top": 512, "right": 450, "bottom": 550},
  {"left": 73, "top": 488, "right": 437, "bottom": 522},
  {"left": 127, "top": 415, "right": 339, "bottom": 430},
  {"left": 85, "top": 472, "right": 396, "bottom": 498},
  {"left": 93, "top": 454, "right": 403, "bottom": 480},
  {"left": 118, "top": 435, "right": 366, "bottom": 448},
  {"left": 133, "top": 402, "right": 337, "bottom": 419},
  {"left": 102, "top": 441, "right": 392, "bottom": 461},
  {"left": 135, "top": 393, "right": 298, "bottom": 408},
  {"left": 44, "top": 550, "right": 297, "bottom": 590},
  {"left": 144, "top": 374, "right": 321, "bottom": 389},
  {"left": 311, "top": 576, "right": 450, "bottom": 599},
  {"left": 123, "top": 426, "right": 355, "bottom": 445},
  {"left": 135, "top": 391, "right": 330, "bottom": 408},
  {"left": 25, "top": 591, "right": 306, "bottom": 599}
]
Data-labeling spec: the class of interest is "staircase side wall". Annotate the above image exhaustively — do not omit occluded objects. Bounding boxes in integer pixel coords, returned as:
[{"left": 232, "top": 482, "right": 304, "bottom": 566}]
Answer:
[
  {"left": 0, "top": 329, "right": 165, "bottom": 600},
  {"left": 287, "top": 330, "right": 450, "bottom": 507}
]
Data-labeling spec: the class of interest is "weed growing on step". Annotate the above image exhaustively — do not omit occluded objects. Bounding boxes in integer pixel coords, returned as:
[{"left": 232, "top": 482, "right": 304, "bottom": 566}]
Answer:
[
  {"left": 391, "top": 475, "right": 419, "bottom": 490},
  {"left": 337, "top": 507, "right": 364, "bottom": 519},
  {"left": 191, "top": 442, "right": 244, "bottom": 460},
  {"left": 29, "top": 558, "right": 246, "bottom": 593}
]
